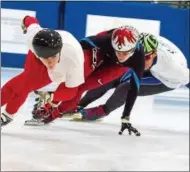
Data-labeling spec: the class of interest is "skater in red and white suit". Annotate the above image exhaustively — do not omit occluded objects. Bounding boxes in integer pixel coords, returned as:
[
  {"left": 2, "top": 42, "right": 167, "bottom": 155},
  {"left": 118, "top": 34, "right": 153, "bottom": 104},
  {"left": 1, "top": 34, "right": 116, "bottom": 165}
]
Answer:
[{"left": 1, "top": 16, "right": 140, "bottom": 128}]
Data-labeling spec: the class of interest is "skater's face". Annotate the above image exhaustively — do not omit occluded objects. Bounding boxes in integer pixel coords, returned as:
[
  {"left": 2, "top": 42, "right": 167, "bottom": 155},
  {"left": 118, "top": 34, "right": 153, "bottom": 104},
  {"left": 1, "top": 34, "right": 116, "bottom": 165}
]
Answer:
[
  {"left": 144, "top": 51, "right": 157, "bottom": 70},
  {"left": 115, "top": 49, "right": 135, "bottom": 63},
  {"left": 40, "top": 54, "right": 60, "bottom": 70}
]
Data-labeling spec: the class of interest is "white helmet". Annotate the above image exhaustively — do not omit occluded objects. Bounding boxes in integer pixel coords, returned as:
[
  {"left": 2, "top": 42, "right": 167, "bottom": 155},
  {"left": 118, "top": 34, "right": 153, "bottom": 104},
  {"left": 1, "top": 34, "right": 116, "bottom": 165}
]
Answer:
[{"left": 111, "top": 25, "right": 139, "bottom": 52}]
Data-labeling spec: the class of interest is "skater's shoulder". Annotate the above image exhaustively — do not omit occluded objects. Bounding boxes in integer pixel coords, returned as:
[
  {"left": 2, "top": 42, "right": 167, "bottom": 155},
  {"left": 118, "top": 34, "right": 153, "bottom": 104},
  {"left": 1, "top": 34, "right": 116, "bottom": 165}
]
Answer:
[{"left": 57, "top": 30, "right": 79, "bottom": 44}]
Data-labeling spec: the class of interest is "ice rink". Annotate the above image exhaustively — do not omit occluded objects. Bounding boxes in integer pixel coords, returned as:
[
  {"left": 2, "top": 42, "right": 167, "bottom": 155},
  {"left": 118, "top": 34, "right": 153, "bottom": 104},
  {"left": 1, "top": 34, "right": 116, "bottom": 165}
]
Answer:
[{"left": 1, "top": 68, "right": 189, "bottom": 171}]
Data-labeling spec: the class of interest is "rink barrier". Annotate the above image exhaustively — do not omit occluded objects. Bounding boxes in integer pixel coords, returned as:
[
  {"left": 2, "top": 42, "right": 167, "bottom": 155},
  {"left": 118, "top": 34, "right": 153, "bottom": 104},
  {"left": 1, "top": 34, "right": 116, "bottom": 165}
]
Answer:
[{"left": 1, "top": 2, "right": 189, "bottom": 68}]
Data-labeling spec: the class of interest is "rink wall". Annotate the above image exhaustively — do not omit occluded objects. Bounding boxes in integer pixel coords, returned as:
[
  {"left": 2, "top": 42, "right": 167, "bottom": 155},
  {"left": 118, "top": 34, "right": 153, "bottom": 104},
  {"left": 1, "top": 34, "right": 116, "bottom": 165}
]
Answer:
[
  {"left": 64, "top": 1, "right": 189, "bottom": 64},
  {"left": 1, "top": 2, "right": 190, "bottom": 68},
  {"left": 1, "top": 2, "right": 61, "bottom": 68}
]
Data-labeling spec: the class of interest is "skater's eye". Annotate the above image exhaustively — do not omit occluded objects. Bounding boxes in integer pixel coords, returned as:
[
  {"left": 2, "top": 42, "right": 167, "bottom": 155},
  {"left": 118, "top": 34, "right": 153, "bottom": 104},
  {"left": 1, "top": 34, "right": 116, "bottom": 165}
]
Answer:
[
  {"left": 145, "top": 54, "right": 152, "bottom": 60},
  {"left": 145, "top": 51, "right": 156, "bottom": 61}
]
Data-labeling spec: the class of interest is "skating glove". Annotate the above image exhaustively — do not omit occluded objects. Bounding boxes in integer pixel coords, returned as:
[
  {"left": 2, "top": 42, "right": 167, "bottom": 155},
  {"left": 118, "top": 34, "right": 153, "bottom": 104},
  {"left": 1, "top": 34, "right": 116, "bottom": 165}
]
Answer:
[
  {"left": 21, "top": 16, "right": 39, "bottom": 34},
  {"left": 34, "top": 91, "right": 57, "bottom": 107},
  {"left": 119, "top": 118, "right": 141, "bottom": 136}
]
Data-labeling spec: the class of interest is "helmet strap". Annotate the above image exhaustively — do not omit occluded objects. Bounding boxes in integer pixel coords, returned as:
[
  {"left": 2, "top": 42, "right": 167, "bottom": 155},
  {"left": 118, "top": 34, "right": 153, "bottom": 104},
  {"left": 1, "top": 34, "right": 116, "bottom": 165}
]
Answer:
[{"left": 57, "top": 52, "right": 61, "bottom": 63}]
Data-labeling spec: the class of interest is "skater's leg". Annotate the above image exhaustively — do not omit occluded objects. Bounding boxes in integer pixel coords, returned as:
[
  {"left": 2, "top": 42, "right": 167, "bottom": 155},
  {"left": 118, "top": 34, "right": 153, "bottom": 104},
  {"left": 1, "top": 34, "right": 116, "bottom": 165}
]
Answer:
[
  {"left": 58, "top": 64, "right": 128, "bottom": 113},
  {"left": 103, "top": 81, "right": 130, "bottom": 114},
  {"left": 78, "top": 78, "right": 119, "bottom": 108},
  {"left": 1, "top": 51, "right": 52, "bottom": 115}
]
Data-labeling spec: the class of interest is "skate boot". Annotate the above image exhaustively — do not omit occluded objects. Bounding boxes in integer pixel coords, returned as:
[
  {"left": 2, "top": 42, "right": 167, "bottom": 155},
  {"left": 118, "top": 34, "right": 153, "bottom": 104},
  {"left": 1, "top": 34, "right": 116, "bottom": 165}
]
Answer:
[
  {"left": 61, "top": 105, "right": 84, "bottom": 118},
  {"left": 72, "top": 105, "right": 106, "bottom": 121},
  {"left": 1, "top": 112, "right": 13, "bottom": 127},
  {"left": 24, "top": 104, "right": 62, "bottom": 126}
]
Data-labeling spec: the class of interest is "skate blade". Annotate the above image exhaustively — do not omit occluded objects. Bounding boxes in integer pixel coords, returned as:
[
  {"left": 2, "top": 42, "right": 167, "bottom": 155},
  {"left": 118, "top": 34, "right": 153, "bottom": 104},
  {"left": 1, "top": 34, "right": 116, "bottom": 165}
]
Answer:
[
  {"left": 61, "top": 113, "right": 73, "bottom": 118},
  {"left": 24, "top": 119, "right": 45, "bottom": 126},
  {"left": 69, "top": 118, "right": 103, "bottom": 123},
  {"left": 71, "top": 112, "right": 83, "bottom": 119},
  {"left": 71, "top": 112, "right": 103, "bottom": 122}
]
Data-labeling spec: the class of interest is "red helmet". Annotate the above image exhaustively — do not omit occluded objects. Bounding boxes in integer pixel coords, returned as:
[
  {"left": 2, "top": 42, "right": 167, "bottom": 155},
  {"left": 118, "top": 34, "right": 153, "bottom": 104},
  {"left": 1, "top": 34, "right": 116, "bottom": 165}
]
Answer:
[{"left": 111, "top": 26, "right": 139, "bottom": 52}]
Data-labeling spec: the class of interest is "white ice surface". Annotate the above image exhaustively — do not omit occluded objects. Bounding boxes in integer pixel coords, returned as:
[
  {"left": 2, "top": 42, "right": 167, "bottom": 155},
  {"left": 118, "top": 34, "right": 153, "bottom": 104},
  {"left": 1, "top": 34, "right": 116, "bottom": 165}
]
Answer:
[{"left": 1, "top": 68, "right": 189, "bottom": 171}]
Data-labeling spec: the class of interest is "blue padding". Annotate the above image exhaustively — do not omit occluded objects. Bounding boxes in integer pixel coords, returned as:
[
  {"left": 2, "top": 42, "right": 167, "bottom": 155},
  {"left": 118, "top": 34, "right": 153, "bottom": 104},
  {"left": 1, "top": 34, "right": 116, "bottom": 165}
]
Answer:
[
  {"left": 140, "top": 76, "right": 162, "bottom": 85},
  {"left": 80, "top": 37, "right": 98, "bottom": 48},
  {"left": 120, "top": 69, "right": 140, "bottom": 90},
  {"left": 132, "top": 71, "right": 140, "bottom": 90},
  {"left": 1, "top": 52, "right": 26, "bottom": 68},
  {"left": 120, "top": 69, "right": 132, "bottom": 83}
]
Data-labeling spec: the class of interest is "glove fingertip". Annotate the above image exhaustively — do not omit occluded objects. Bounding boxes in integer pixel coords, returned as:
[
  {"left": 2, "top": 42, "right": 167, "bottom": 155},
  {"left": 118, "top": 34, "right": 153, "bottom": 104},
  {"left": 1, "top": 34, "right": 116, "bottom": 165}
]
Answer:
[
  {"left": 118, "top": 131, "right": 123, "bottom": 135},
  {"left": 34, "top": 91, "right": 39, "bottom": 94}
]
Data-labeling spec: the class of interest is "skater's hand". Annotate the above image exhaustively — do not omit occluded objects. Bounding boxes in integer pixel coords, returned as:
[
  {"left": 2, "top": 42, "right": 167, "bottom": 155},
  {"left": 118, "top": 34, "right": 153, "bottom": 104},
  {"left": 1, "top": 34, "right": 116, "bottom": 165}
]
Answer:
[
  {"left": 21, "top": 16, "right": 29, "bottom": 34},
  {"left": 119, "top": 119, "right": 141, "bottom": 136},
  {"left": 21, "top": 16, "right": 39, "bottom": 34},
  {"left": 34, "top": 91, "right": 56, "bottom": 107}
]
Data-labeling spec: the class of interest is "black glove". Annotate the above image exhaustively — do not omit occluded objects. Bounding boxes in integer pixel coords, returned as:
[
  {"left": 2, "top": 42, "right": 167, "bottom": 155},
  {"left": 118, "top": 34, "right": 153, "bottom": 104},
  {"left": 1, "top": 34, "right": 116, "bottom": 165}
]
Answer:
[{"left": 119, "top": 118, "right": 141, "bottom": 136}]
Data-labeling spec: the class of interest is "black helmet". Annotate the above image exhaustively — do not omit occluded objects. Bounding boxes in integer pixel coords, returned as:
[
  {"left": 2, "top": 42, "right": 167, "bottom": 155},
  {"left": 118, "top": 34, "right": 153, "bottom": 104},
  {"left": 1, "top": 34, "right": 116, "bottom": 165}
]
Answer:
[{"left": 32, "top": 29, "right": 63, "bottom": 58}]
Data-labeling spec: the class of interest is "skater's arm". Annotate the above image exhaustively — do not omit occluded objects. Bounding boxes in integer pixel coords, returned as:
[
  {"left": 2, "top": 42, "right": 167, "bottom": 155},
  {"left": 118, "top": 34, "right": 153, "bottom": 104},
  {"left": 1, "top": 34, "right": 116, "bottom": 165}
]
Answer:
[
  {"left": 53, "top": 57, "right": 84, "bottom": 102},
  {"left": 22, "top": 16, "right": 43, "bottom": 55},
  {"left": 80, "top": 29, "right": 114, "bottom": 50},
  {"left": 65, "top": 57, "right": 85, "bottom": 88},
  {"left": 121, "top": 49, "right": 145, "bottom": 119},
  {"left": 53, "top": 86, "right": 79, "bottom": 102},
  {"left": 169, "top": 59, "right": 189, "bottom": 87},
  {"left": 156, "top": 50, "right": 190, "bottom": 88}
]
